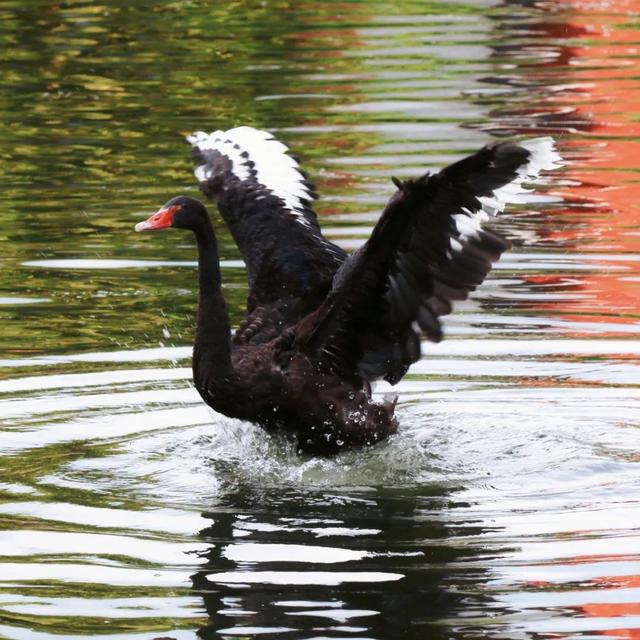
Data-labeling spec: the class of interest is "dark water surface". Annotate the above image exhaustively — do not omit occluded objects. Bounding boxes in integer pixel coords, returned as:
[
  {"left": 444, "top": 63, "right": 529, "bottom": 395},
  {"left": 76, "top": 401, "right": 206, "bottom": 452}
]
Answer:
[{"left": 1, "top": 0, "right": 639, "bottom": 638}]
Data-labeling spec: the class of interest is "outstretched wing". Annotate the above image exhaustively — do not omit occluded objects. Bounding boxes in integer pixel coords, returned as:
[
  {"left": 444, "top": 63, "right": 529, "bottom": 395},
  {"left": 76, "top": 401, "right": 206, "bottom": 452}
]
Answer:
[
  {"left": 187, "top": 126, "right": 346, "bottom": 309},
  {"left": 295, "top": 138, "right": 562, "bottom": 385}
]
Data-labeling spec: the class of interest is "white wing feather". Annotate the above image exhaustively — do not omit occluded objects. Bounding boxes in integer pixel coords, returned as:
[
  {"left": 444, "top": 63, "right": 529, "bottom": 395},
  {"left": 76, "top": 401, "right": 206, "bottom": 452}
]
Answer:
[
  {"left": 453, "top": 137, "right": 563, "bottom": 244},
  {"left": 187, "top": 126, "right": 314, "bottom": 227}
]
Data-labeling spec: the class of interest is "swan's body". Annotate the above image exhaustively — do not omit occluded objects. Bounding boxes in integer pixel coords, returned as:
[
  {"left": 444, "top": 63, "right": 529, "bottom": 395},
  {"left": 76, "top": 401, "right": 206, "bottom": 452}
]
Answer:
[{"left": 136, "top": 127, "right": 561, "bottom": 454}]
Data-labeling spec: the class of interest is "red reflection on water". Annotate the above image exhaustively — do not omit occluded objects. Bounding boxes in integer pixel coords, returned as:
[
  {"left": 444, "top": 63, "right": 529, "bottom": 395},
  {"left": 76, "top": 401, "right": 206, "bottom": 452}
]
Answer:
[
  {"left": 504, "top": 0, "right": 640, "bottom": 333},
  {"left": 511, "top": 4, "right": 640, "bottom": 626},
  {"left": 580, "top": 572, "right": 640, "bottom": 638},
  {"left": 525, "top": 570, "right": 640, "bottom": 637}
]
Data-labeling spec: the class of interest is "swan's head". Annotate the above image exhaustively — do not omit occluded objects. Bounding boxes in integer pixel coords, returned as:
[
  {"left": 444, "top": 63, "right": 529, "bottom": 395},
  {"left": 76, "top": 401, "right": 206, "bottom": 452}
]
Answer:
[{"left": 135, "top": 196, "right": 209, "bottom": 232}]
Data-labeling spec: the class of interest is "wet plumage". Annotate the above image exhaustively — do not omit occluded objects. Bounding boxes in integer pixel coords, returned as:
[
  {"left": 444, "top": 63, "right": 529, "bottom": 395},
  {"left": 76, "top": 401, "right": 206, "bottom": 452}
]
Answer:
[{"left": 136, "top": 127, "right": 561, "bottom": 454}]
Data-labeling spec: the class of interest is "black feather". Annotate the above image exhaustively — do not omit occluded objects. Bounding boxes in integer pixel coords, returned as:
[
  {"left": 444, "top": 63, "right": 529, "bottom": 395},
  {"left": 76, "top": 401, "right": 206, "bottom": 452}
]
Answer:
[{"left": 297, "top": 140, "right": 533, "bottom": 385}]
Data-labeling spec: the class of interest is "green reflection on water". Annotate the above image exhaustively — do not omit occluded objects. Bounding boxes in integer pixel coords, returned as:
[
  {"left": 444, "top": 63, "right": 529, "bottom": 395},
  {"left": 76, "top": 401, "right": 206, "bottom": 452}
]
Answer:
[{"left": 0, "top": 0, "right": 482, "bottom": 361}]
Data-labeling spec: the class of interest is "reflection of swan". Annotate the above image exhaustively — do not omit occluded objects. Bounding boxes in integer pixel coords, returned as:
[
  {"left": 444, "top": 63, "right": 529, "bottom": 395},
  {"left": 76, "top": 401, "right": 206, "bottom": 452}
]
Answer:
[
  {"left": 190, "top": 484, "right": 509, "bottom": 638},
  {"left": 136, "top": 127, "right": 560, "bottom": 454}
]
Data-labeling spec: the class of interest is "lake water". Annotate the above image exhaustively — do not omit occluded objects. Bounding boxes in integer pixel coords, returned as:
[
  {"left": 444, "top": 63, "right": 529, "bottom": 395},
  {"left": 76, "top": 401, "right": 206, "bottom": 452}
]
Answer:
[{"left": 1, "top": 0, "right": 639, "bottom": 638}]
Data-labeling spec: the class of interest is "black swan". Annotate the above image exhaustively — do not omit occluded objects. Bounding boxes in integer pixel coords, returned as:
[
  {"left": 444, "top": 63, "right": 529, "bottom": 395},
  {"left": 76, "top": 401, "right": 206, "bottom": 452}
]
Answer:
[{"left": 135, "top": 127, "right": 561, "bottom": 454}]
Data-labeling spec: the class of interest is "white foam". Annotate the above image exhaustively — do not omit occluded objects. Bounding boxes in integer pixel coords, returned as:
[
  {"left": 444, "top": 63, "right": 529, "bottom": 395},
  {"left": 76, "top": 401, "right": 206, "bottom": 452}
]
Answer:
[{"left": 187, "top": 126, "right": 314, "bottom": 226}]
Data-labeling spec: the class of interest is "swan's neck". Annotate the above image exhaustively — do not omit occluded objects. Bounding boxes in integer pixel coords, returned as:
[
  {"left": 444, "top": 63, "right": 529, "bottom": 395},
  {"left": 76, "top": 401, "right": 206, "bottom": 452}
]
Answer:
[{"left": 192, "top": 218, "right": 232, "bottom": 389}]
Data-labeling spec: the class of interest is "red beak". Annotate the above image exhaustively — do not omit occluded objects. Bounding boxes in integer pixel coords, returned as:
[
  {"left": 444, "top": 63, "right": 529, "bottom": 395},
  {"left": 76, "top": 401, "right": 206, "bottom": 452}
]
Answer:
[{"left": 135, "top": 205, "right": 180, "bottom": 232}]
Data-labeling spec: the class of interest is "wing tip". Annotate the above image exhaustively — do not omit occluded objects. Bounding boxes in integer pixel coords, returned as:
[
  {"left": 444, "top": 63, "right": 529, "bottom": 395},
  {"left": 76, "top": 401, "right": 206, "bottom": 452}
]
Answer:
[
  {"left": 185, "top": 125, "right": 317, "bottom": 220},
  {"left": 186, "top": 130, "right": 220, "bottom": 148},
  {"left": 520, "top": 136, "right": 564, "bottom": 174}
]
